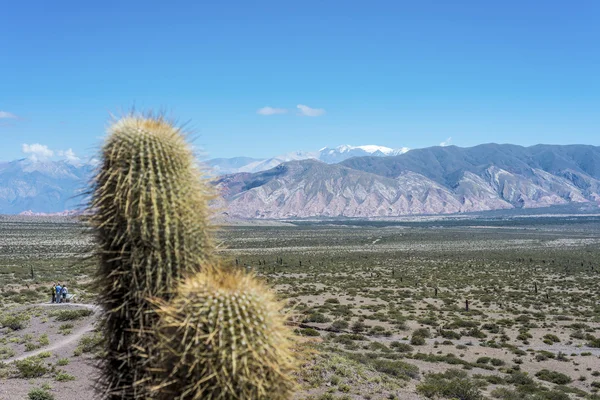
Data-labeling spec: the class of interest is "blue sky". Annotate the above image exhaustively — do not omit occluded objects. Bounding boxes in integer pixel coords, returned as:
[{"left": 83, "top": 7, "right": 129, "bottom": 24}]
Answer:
[{"left": 1, "top": 1, "right": 599, "bottom": 162}]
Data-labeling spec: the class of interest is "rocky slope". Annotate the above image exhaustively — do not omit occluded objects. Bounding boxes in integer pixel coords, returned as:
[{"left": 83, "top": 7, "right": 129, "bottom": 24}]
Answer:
[{"left": 217, "top": 144, "right": 600, "bottom": 218}]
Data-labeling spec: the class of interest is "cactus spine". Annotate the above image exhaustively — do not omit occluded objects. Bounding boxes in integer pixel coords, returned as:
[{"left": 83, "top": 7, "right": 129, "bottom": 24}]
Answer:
[
  {"left": 151, "top": 268, "right": 296, "bottom": 400},
  {"left": 90, "top": 114, "right": 214, "bottom": 399}
]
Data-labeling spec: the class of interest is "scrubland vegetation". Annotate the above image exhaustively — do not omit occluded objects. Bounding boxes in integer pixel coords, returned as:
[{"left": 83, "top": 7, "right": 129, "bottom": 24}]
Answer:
[{"left": 1, "top": 216, "right": 600, "bottom": 399}]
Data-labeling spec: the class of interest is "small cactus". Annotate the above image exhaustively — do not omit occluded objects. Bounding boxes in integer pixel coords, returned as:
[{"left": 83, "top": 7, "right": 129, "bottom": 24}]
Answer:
[
  {"left": 89, "top": 114, "right": 215, "bottom": 399},
  {"left": 151, "top": 268, "right": 296, "bottom": 400}
]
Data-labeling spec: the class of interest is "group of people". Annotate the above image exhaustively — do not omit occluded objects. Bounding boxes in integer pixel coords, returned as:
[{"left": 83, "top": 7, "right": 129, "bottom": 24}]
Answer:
[{"left": 51, "top": 283, "right": 69, "bottom": 303}]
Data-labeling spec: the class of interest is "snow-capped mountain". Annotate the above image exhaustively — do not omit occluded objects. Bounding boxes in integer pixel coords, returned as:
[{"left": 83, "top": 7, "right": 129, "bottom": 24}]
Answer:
[
  {"left": 206, "top": 145, "right": 410, "bottom": 174},
  {"left": 0, "top": 158, "right": 94, "bottom": 214},
  {"left": 318, "top": 145, "right": 410, "bottom": 163}
]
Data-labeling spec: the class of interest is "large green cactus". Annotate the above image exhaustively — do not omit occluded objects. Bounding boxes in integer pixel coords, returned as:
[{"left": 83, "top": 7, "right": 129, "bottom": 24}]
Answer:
[
  {"left": 151, "top": 267, "right": 297, "bottom": 400},
  {"left": 89, "top": 114, "right": 214, "bottom": 399}
]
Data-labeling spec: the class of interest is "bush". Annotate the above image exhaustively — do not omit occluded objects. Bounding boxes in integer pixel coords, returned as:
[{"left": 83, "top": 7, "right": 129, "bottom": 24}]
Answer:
[
  {"left": 413, "top": 328, "right": 431, "bottom": 338},
  {"left": 535, "top": 369, "right": 572, "bottom": 385},
  {"left": 390, "top": 341, "right": 414, "bottom": 352},
  {"left": 1, "top": 313, "right": 30, "bottom": 330},
  {"left": 417, "top": 369, "right": 484, "bottom": 400},
  {"left": 441, "top": 329, "right": 461, "bottom": 340},
  {"left": 490, "top": 358, "right": 505, "bottom": 366},
  {"left": 0, "top": 346, "right": 16, "bottom": 360},
  {"left": 505, "top": 371, "right": 534, "bottom": 386},
  {"left": 410, "top": 335, "right": 426, "bottom": 346},
  {"left": 371, "top": 359, "right": 419, "bottom": 380},
  {"left": 351, "top": 321, "right": 366, "bottom": 333},
  {"left": 543, "top": 334, "right": 560, "bottom": 344},
  {"left": 330, "top": 320, "right": 349, "bottom": 331},
  {"left": 28, "top": 389, "right": 55, "bottom": 400},
  {"left": 73, "top": 332, "right": 103, "bottom": 356},
  {"left": 14, "top": 357, "right": 48, "bottom": 378},
  {"left": 55, "top": 371, "right": 76, "bottom": 381},
  {"left": 49, "top": 309, "right": 93, "bottom": 321},
  {"left": 296, "top": 327, "right": 320, "bottom": 337}
]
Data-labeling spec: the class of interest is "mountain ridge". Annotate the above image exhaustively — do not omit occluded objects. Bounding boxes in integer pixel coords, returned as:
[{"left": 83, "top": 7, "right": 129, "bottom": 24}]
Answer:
[
  {"left": 207, "top": 144, "right": 410, "bottom": 174},
  {"left": 217, "top": 143, "right": 600, "bottom": 219},
  {"left": 1, "top": 143, "right": 600, "bottom": 217}
]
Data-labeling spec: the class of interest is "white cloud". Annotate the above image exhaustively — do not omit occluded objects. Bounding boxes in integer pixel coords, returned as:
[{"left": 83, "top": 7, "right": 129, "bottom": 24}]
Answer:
[
  {"left": 57, "top": 148, "right": 81, "bottom": 164},
  {"left": 257, "top": 106, "right": 288, "bottom": 116},
  {"left": 22, "top": 143, "right": 54, "bottom": 161},
  {"left": 297, "top": 104, "right": 325, "bottom": 117},
  {"left": 0, "top": 111, "right": 18, "bottom": 119},
  {"left": 440, "top": 137, "right": 452, "bottom": 147}
]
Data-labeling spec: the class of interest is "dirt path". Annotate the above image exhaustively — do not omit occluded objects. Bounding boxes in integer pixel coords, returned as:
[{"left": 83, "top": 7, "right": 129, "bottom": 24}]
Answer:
[{"left": 4, "top": 303, "right": 100, "bottom": 363}]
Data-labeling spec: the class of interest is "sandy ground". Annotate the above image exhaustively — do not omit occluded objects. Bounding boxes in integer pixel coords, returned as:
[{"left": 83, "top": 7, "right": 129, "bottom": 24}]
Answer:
[{"left": 0, "top": 303, "right": 100, "bottom": 400}]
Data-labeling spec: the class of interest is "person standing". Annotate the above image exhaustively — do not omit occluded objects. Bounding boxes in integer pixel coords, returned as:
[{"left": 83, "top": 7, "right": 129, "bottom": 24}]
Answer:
[
  {"left": 55, "top": 283, "right": 62, "bottom": 303},
  {"left": 61, "top": 285, "right": 68, "bottom": 303},
  {"left": 51, "top": 284, "right": 56, "bottom": 303}
]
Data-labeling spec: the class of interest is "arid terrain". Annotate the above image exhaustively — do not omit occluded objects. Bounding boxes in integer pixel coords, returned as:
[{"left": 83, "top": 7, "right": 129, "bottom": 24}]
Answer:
[{"left": 1, "top": 215, "right": 600, "bottom": 399}]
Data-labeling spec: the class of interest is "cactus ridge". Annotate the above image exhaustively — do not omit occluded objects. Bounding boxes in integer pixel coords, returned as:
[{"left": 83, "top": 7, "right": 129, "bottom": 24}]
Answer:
[
  {"left": 152, "top": 268, "right": 297, "bottom": 400},
  {"left": 90, "top": 114, "right": 214, "bottom": 399}
]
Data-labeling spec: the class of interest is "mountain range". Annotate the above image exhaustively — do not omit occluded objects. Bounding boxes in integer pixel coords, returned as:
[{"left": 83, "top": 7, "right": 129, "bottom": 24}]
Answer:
[
  {"left": 206, "top": 144, "right": 410, "bottom": 174},
  {"left": 2, "top": 143, "right": 600, "bottom": 218},
  {"left": 0, "top": 158, "right": 93, "bottom": 214},
  {"left": 217, "top": 144, "right": 600, "bottom": 218}
]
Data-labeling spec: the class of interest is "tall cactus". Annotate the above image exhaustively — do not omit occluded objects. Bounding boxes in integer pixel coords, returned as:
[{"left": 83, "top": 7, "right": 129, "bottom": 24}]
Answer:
[
  {"left": 89, "top": 114, "right": 214, "bottom": 399},
  {"left": 151, "top": 267, "right": 297, "bottom": 400}
]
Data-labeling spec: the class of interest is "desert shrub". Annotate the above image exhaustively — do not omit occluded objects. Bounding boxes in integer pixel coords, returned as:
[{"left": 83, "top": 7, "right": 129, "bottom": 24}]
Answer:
[
  {"left": 535, "top": 369, "right": 572, "bottom": 385},
  {"left": 587, "top": 337, "right": 600, "bottom": 348},
  {"left": 28, "top": 388, "right": 55, "bottom": 400},
  {"left": 25, "top": 342, "right": 41, "bottom": 352},
  {"left": 465, "top": 328, "right": 487, "bottom": 339},
  {"left": 351, "top": 321, "right": 366, "bottom": 333},
  {"left": 447, "top": 319, "right": 479, "bottom": 329},
  {"left": 55, "top": 371, "right": 76, "bottom": 381},
  {"left": 368, "top": 325, "right": 391, "bottom": 336},
  {"left": 491, "top": 387, "right": 569, "bottom": 400},
  {"left": 483, "top": 375, "right": 504, "bottom": 385},
  {"left": 390, "top": 341, "right": 414, "bottom": 352},
  {"left": 368, "top": 342, "right": 390, "bottom": 352},
  {"left": 1, "top": 313, "right": 30, "bottom": 330},
  {"left": 296, "top": 328, "right": 320, "bottom": 337},
  {"left": 482, "top": 323, "right": 501, "bottom": 333},
  {"left": 14, "top": 357, "right": 48, "bottom": 378},
  {"left": 58, "top": 323, "right": 73, "bottom": 335},
  {"left": 57, "top": 358, "right": 69, "bottom": 366},
  {"left": 370, "top": 359, "right": 419, "bottom": 380},
  {"left": 441, "top": 329, "right": 461, "bottom": 340},
  {"left": 73, "top": 332, "right": 103, "bottom": 356},
  {"left": 417, "top": 369, "right": 484, "bottom": 400},
  {"left": 410, "top": 335, "right": 426, "bottom": 346},
  {"left": 330, "top": 320, "right": 349, "bottom": 331},
  {"left": 505, "top": 371, "right": 534, "bottom": 386},
  {"left": 0, "top": 346, "right": 15, "bottom": 360},
  {"left": 413, "top": 328, "right": 431, "bottom": 338},
  {"left": 542, "top": 334, "right": 560, "bottom": 345},
  {"left": 38, "top": 334, "right": 49, "bottom": 346},
  {"left": 49, "top": 309, "right": 93, "bottom": 321}
]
